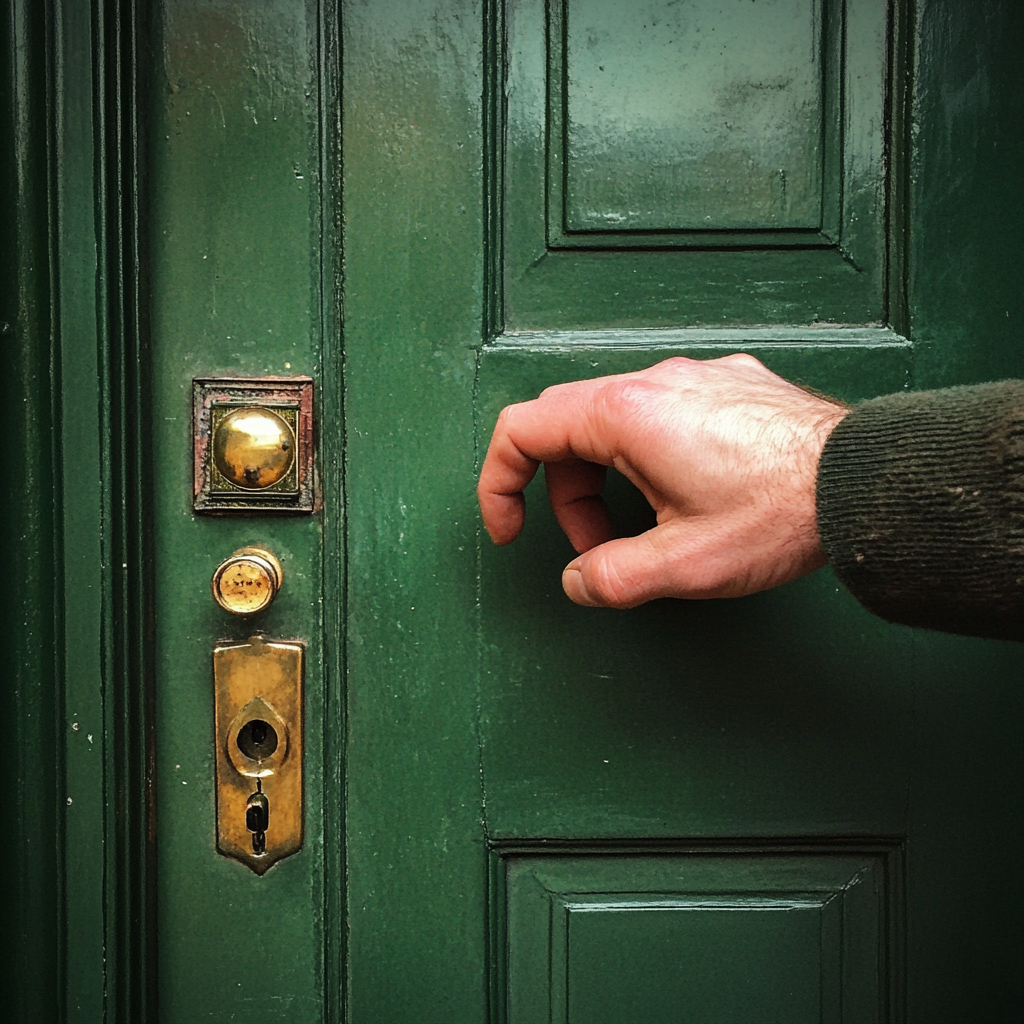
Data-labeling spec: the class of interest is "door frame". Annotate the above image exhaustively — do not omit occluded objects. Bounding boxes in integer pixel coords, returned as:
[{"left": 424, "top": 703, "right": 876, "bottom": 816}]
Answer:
[{"left": 7, "top": 1, "right": 155, "bottom": 1018}]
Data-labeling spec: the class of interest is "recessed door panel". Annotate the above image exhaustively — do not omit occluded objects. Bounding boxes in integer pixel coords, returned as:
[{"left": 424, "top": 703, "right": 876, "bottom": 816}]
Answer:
[
  {"left": 502, "top": 850, "right": 898, "bottom": 1024},
  {"left": 504, "top": 0, "right": 897, "bottom": 328}
]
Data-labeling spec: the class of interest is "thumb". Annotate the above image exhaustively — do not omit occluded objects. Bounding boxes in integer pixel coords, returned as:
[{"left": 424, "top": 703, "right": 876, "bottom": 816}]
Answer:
[{"left": 562, "top": 528, "right": 683, "bottom": 609}]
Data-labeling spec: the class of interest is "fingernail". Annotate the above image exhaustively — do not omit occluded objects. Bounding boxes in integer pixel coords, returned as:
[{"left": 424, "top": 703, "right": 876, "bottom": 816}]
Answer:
[{"left": 562, "top": 564, "right": 597, "bottom": 606}]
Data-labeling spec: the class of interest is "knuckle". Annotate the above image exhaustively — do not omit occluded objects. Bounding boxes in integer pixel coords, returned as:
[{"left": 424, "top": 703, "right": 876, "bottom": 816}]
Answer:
[
  {"left": 494, "top": 404, "right": 519, "bottom": 433},
  {"left": 538, "top": 380, "right": 572, "bottom": 400},
  {"left": 644, "top": 355, "right": 698, "bottom": 381},
  {"left": 721, "top": 352, "right": 766, "bottom": 371},
  {"left": 601, "top": 378, "right": 659, "bottom": 414},
  {"left": 661, "top": 355, "right": 696, "bottom": 371}
]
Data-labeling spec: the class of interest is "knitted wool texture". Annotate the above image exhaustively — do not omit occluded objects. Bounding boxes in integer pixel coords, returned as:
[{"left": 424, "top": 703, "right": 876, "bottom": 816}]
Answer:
[{"left": 816, "top": 381, "right": 1024, "bottom": 642}]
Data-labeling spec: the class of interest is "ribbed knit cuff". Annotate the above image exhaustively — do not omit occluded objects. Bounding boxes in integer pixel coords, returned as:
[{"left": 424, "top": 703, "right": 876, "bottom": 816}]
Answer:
[{"left": 816, "top": 382, "right": 1024, "bottom": 642}]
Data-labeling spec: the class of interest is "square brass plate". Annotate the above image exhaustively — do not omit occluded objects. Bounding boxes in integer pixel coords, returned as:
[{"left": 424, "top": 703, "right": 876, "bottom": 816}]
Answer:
[{"left": 193, "top": 377, "right": 315, "bottom": 513}]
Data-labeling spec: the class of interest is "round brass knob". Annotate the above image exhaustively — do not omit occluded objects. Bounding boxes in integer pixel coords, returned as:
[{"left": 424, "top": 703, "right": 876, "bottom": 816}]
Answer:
[
  {"left": 211, "top": 547, "right": 283, "bottom": 616},
  {"left": 212, "top": 407, "right": 295, "bottom": 490}
]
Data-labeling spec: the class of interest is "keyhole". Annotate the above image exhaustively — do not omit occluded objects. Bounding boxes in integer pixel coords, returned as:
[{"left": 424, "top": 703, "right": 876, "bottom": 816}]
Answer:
[{"left": 237, "top": 718, "right": 279, "bottom": 760}]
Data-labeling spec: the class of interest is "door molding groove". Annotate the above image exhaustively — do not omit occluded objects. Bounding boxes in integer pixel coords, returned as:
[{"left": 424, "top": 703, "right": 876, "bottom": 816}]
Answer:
[
  {"left": 489, "top": 835, "right": 907, "bottom": 854},
  {"left": 317, "top": 0, "right": 346, "bottom": 1017},
  {"left": 487, "top": 326, "right": 913, "bottom": 350},
  {"left": 92, "top": 2, "right": 157, "bottom": 1019},
  {"left": 55, "top": 0, "right": 157, "bottom": 1019}
]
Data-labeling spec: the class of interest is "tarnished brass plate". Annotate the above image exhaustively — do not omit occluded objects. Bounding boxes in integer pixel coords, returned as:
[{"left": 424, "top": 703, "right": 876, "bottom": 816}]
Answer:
[
  {"left": 213, "top": 635, "right": 304, "bottom": 874},
  {"left": 193, "top": 377, "right": 314, "bottom": 513}
]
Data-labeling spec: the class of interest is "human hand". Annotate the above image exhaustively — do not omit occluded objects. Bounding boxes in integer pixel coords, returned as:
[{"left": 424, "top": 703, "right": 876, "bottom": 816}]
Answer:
[{"left": 477, "top": 354, "right": 849, "bottom": 608}]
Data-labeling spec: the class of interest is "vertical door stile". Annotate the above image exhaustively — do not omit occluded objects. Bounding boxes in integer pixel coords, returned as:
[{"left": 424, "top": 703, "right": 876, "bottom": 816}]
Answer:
[{"left": 316, "top": 0, "right": 347, "bottom": 1017}]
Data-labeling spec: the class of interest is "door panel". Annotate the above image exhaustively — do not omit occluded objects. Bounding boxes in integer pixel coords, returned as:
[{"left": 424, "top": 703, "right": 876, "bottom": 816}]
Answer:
[
  {"left": 478, "top": 7, "right": 912, "bottom": 1019},
  {"left": 503, "top": 850, "right": 897, "bottom": 1023},
  {"left": 362, "top": 1, "right": 1018, "bottom": 1020},
  {"left": 474, "top": 7, "right": 1023, "bottom": 1020},
  {"left": 477, "top": 346, "right": 912, "bottom": 832},
  {"left": 503, "top": 0, "right": 897, "bottom": 329}
]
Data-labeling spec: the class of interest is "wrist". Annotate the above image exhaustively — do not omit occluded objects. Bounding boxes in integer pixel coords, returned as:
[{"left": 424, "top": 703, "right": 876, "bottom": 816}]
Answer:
[{"left": 789, "top": 403, "right": 851, "bottom": 574}]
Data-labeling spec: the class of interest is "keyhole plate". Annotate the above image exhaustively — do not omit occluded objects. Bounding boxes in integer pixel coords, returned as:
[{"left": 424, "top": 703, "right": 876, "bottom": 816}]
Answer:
[{"left": 213, "top": 635, "right": 304, "bottom": 874}]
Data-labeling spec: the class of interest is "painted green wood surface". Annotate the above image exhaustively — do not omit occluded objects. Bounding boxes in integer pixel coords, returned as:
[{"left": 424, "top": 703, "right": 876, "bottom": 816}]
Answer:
[
  {"left": 345, "top": 1, "right": 1023, "bottom": 1020},
  {"left": 6, "top": 0, "right": 1021, "bottom": 1020},
  {"left": 148, "top": 2, "right": 331, "bottom": 1019},
  {"left": 562, "top": 0, "right": 828, "bottom": 232},
  {"left": 503, "top": 0, "right": 898, "bottom": 329},
  {"left": 341, "top": 2, "right": 491, "bottom": 1019},
  {"left": 504, "top": 850, "right": 896, "bottom": 1023},
  {"left": 55, "top": 3, "right": 119, "bottom": 1019}
]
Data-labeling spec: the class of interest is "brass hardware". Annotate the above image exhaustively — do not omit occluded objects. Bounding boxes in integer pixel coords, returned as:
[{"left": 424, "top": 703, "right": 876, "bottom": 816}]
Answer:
[
  {"left": 212, "top": 407, "right": 296, "bottom": 490},
  {"left": 211, "top": 547, "right": 283, "bottom": 616},
  {"left": 193, "top": 377, "right": 315, "bottom": 513},
  {"left": 214, "top": 635, "right": 303, "bottom": 874}
]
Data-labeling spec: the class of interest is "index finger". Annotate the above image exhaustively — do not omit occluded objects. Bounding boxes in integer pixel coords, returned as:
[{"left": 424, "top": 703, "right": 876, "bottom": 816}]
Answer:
[{"left": 477, "top": 383, "right": 617, "bottom": 544}]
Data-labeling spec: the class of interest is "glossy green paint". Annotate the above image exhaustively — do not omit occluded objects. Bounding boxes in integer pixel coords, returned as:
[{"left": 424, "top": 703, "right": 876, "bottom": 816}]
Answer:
[
  {"left": 147, "top": 1, "right": 333, "bottom": 1019},
  {"left": 475, "top": 4, "right": 1023, "bottom": 1020},
  {"left": 342, "top": 2, "right": 490, "bottom": 1018},
  {"left": 8, "top": 0, "right": 1022, "bottom": 1020},
  {"left": 6, "top": 2, "right": 155, "bottom": 1020},
  {"left": 347, "top": 0, "right": 1021, "bottom": 1020},
  {"left": 55, "top": 2, "right": 111, "bottom": 1018},
  {"left": 503, "top": 0, "right": 902, "bottom": 330},
  {"left": 911, "top": 2, "right": 1024, "bottom": 387},
  {"left": 562, "top": 1, "right": 828, "bottom": 232},
  {"left": 502, "top": 848, "right": 900, "bottom": 1023}
]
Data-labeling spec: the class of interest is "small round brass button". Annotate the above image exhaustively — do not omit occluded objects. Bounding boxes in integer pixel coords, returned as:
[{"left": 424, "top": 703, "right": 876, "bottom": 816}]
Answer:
[
  {"left": 211, "top": 547, "right": 283, "bottom": 615},
  {"left": 213, "top": 407, "right": 295, "bottom": 490}
]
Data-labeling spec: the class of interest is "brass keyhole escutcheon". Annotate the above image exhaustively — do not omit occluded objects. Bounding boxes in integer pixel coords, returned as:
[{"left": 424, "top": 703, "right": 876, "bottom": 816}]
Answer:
[
  {"left": 214, "top": 636, "right": 303, "bottom": 874},
  {"left": 211, "top": 547, "right": 283, "bottom": 616},
  {"left": 212, "top": 406, "right": 295, "bottom": 490}
]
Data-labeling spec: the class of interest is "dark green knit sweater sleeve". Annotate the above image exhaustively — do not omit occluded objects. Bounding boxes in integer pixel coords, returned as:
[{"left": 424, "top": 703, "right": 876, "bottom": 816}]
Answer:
[{"left": 816, "top": 381, "right": 1024, "bottom": 642}]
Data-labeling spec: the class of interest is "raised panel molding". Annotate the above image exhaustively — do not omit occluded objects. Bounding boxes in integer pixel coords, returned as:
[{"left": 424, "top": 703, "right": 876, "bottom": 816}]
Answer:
[
  {"left": 494, "top": 843, "right": 904, "bottom": 1024},
  {"left": 553, "top": 0, "right": 838, "bottom": 243},
  {"left": 498, "top": 0, "right": 908, "bottom": 331}
]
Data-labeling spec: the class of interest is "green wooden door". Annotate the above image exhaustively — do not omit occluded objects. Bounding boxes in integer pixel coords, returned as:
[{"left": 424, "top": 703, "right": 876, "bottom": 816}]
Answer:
[
  {"left": 8, "top": 0, "right": 1021, "bottom": 1021},
  {"left": 342, "top": 2, "right": 1024, "bottom": 1020}
]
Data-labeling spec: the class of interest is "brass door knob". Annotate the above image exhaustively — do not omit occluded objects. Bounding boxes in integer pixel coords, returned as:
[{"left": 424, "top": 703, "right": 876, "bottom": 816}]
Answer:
[
  {"left": 212, "top": 407, "right": 295, "bottom": 490},
  {"left": 211, "top": 547, "right": 283, "bottom": 615}
]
